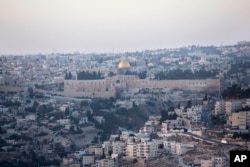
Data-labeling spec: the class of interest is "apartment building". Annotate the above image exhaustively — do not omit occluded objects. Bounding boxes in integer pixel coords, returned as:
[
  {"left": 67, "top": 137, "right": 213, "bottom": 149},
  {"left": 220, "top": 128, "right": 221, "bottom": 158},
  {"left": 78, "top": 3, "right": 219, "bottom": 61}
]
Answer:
[
  {"left": 88, "top": 146, "right": 103, "bottom": 156},
  {"left": 212, "top": 156, "right": 226, "bottom": 167},
  {"left": 225, "top": 101, "right": 242, "bottom": 115},
  {"left": 163, "top": 141, "right": 194, "bottom": 155},
  {"left": 102, "top": 141, "right": 112, "bottom": 156},
  {"left": 214, "top": 100, "right": 242, "bottom": 115},
  {"left": 214, "top": 101, "right": 225, "bottom": 115},
  {"left": 112, "top": 141, "right": 126, "bottom": 154},
  {"left": 201, "top": 159, "right": 213, "bottom": 167},
  {"left": 82, "top": 154, "right": 95, "bottom": 167},
  {"left": 161, "top": 118, "right": 184, "bottom": 133},
  {"left": 200, "top": 156, "right": 226, "bottom": 167},
  {"left": 126, "top": 139, "right": 158, "bottom": 159},
  {"left": 140, "top": 124, "right": 155, "bottom": 134},
  {"left": 126, "top": 142, "right": 137, "bottom": 159},
  {"left": 136, "top": 140, "right": 158, "bottom": 159},
  {"left": 192, "top": 115, "right": 202, "bottom": 123},
  {"left": 161, "top": 121, "right": 168, "bottom": 133},
  {"left": 95, "top": 158, "right": 116, "bottom": 167},
  {"left": 120, "top": 131, "right": 134, "bottom": 142},
  {"left": 230, "top": 111, "right": 250, "bottom": 129},
  {"left": 148, "top": 116, "right": 161, "bottom": 126},
  {"left": 187, "top": 105, "right": 202, "bottom": 123}
]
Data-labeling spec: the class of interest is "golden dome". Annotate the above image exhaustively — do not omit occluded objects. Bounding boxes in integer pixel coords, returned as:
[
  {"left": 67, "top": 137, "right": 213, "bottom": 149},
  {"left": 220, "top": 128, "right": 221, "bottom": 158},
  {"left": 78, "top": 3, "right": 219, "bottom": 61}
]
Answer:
[{"left": 118, "top": 60, "right": 130, "bottom": 69}]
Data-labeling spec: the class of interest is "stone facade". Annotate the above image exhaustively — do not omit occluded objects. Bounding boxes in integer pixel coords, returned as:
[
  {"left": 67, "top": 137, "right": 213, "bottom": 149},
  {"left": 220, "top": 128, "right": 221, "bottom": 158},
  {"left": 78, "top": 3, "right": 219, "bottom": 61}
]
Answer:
[{"left": 64, "top": 75, "right": 220, "bottom": 98}]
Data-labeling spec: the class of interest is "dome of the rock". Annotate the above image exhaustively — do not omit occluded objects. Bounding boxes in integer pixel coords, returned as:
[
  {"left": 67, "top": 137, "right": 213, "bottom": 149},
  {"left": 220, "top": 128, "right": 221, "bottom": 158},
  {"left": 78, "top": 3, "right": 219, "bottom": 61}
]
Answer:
[{"left": 118, "top": 60, "right": 130, "bottom": 69}]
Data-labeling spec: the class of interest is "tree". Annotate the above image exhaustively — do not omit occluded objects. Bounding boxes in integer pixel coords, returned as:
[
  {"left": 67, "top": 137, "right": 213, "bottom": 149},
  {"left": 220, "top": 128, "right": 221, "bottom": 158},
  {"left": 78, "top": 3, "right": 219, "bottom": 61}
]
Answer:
[
  {"left": 54, "top": 143, "right": 65, "bottom": 153},
  {"left": 0, "top": 138, "right": 7, "bottom": 147},
  {"left": 68, "top": 71, "right": 72, "bottom": 79},
  {"left": 186, "top": 100, "right": 192, "bottom": 108},
  {"left": 203, "top": 94, "right": 208, "bottom": 101},
  {"left": 80, "top": 100, "right": 89, "bottom": 106},
  {"left": 87, "top": 111, "right": 94, "bottom": 122},
  {"left": 138, "top": 71, "right": 147, "bottom": 79},
  {"left": 222, "top": 84, "right": 250, "bottom": 99},
  {"left": 65, "top": 72, "right": 68, "bottom": 79},
  {"left": 132, "top": 158, "right": 138, "bottom": 164},
  {"left": 32, "top": 101, "right": 39, "bottom": 112},
  {"left": 65, "top": 71, "right": 72, "bottom": 80},
  {"left": 92, "top": 136, "right": 99, "bottom": 144},
  {"left": 160, "top": 109, "right": 177, "bottom": 121},
  {"left": 160, "top": 110, "right": 168, "bottom": 122},
  {"left": 154, "top": 68, "right": 217, "bottom": 80},
  {"left": 29, "top": 150, "right": 37, "bottom": 162},
  {"left": 0, "top": 127, "right": 6, "bottom": 134},
  {"left": 28, "top": 87, "right": 34, "bottom": 98},
  {"left": 65, "top": 107, "right": 70, "bottom": 116},
  {"left": 70, "top": 126, "right": 75, "bottom": 133},
  {"left": 108, "top": 150, "right": 113, "bottom": 156},
  {"left": 77, "top": 71, "right": 103, "bottom": 80},
  {"left": 100, "top": 133, "right": 108, "bottom": 142},
  {"left": 109, "top": 71, "right": 115, "bottom": 77},
  {"left": 70, "top": 144, "right": 77, "bottom": 151}
]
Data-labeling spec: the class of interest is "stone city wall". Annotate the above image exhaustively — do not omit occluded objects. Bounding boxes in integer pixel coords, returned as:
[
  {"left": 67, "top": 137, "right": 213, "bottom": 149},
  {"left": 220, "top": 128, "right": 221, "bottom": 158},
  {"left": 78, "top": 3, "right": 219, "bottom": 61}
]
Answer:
[{"left": 64, "top": 76, "right": 220, "bottom": 98}]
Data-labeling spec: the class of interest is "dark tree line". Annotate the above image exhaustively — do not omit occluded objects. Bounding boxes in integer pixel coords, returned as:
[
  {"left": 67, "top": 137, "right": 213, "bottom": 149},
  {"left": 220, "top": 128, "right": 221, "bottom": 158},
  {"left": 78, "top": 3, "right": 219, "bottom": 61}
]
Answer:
[
  {"left": 222, "top": 84, "right": 250, "bottom": 99},
  {"left": 90, "top": 98, "right": 116, "bottom": 112},
  {"left": 124, "top": 70, "right": 147, "bottom": 79},
  {"left": 77, "top": 71, "right": 103, "bottom": 80},
  {"left": 228, "top": 62, "right": 250, "bottom": 73},
  {"left": 138, "top": 71, "right": 147, "bottom": 79},
  {"left": 0, "top": 100, "right": 21, "bottom": 107},
  {"left": 87, "top": 103, "right": 147, "bottom": 141},
  {"left": 160, "top": 108, "right": 177, "bottom": 122},
  {"left": 64, "top": 71, "right": 72, "bottom": 80},
  {"left": 155, "top": 69, "right": 217, "bottom": 80}
]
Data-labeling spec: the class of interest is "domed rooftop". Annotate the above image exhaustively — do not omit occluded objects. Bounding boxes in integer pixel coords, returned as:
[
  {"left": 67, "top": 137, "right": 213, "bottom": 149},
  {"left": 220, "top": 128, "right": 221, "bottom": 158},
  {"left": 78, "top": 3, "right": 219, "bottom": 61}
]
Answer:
[{"left": 118, "top": 60, "right": 130, "bottom": 69}]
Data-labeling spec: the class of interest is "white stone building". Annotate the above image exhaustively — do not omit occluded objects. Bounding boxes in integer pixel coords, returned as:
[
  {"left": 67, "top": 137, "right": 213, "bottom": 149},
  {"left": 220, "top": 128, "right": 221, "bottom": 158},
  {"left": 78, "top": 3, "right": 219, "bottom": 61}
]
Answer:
[
  {"left": 82, "top": 154, "right": 95, "bottom": 166},
  {"left": 200, "top": 156, "right": 226, "bottom": 167},
  {"left": 163, "top": 141, "right": 194, "bottom": 155},
  {"left": 111, "top": 141, "right": 126, "bottom": 154},
  {"left": 126, "top": 139, "right": 158, "bottom": 159},
  {"left": 230, "top": 111, "right": 250, "bottom": 129},
  {"left": 225, "top": 100, "right": 242, "bottom": 115},
  {"left": 95, "top": 158, "right": 116, "bottom": 167},
  {"left": 214, "top": 100, "right": 242, "bottom": 115}
]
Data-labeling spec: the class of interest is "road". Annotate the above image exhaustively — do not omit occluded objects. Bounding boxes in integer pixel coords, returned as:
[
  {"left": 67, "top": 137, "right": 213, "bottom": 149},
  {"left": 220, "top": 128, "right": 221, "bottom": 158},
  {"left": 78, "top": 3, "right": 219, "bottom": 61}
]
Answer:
[{"left": 183, "top": 132, "right": 222, "bottom": 144}]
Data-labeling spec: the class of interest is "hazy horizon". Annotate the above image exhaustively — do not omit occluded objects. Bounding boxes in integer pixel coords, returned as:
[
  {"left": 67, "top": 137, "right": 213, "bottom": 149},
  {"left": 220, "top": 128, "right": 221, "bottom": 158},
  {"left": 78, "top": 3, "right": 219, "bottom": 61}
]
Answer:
[{"left": 1, "top": 0, "right": 250, "bottom": 55}]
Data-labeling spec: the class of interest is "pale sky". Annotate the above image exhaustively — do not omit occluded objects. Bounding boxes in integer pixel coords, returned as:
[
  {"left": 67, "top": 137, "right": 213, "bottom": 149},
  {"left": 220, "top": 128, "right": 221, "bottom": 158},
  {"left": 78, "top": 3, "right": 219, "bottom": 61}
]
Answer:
[{"left": 0, "top": 0, "right": 250, "bottom": 54}]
